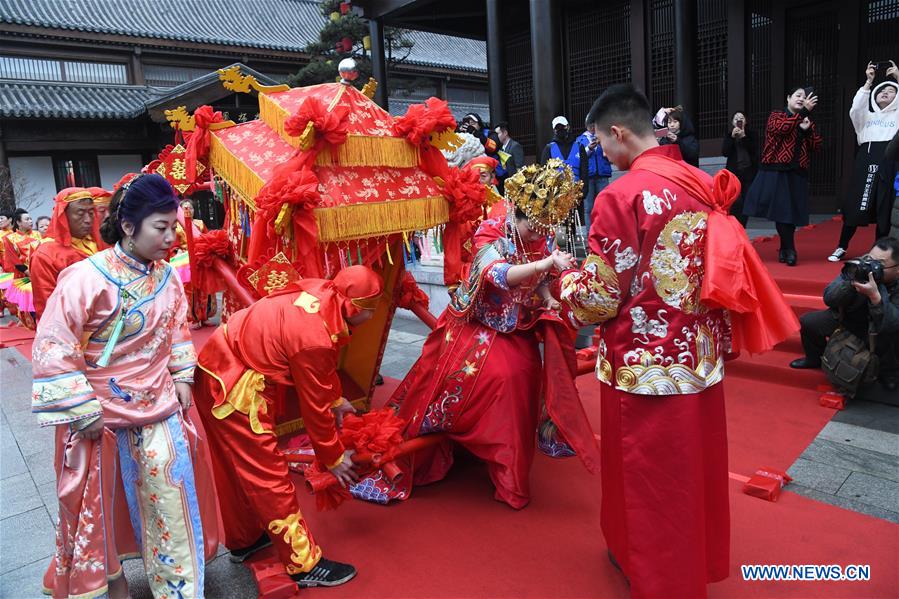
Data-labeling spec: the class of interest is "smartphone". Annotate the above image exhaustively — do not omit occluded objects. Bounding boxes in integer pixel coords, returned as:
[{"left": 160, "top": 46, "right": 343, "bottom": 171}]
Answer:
[
  {"left": 876, "top": 61, "right": 892, "bottom": 77},
  {"left": 736, "top": 119, "right": 745, "bottom": 130},
  {"left": 654, "top": 127, "right": 669, "bottom": 139}
]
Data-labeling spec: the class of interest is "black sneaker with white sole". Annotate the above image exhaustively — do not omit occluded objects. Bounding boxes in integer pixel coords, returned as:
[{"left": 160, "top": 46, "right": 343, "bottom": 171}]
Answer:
[
  {"left": 290, "top": 558, "right": 357, "bottom": 588},
  {"left": 228, "top": 533, "right": 273, "bottom": 563}
]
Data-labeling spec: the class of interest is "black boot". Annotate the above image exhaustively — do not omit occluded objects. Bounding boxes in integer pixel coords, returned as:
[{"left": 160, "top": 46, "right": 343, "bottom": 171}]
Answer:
[
  {"left": 785, "top": 249, "right": 797, "bottom": 266},
  {"left": 778, "top": 249, "right": 786, "bottom": 263},
  {"left": 790, "top": 357, "right": 821, "bottom": 369}
]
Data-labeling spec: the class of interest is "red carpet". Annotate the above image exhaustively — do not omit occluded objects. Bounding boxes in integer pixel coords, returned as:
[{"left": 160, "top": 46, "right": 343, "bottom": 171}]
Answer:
[
  {"left": 0, "top": 322, "right": 34, "bottom": 359},
  {"left": 8, "top": 219, "right": 898, "bottom": 596}
]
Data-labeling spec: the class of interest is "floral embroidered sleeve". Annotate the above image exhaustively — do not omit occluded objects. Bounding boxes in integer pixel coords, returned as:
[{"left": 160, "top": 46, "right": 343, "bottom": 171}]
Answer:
[
  {"left": 558, "top": 187, "right": 640, "bottom": 327},
  {"left": 31, "top": 267, "right": 102, "bottom": 428},
  {"left": 167, "top": 274, "right": 197, "bottom": 383},
  {"left": 484, "top": 261, "right": 512, "bottom": 291}
]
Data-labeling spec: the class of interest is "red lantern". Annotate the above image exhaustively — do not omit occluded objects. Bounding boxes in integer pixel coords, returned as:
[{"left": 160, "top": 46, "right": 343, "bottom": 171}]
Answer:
[
  {"left": 341, "top": 37, "right": 353, "bottom": 52},
  {"left": 340, "top": 2, "right": 351, "bottom": 15}
]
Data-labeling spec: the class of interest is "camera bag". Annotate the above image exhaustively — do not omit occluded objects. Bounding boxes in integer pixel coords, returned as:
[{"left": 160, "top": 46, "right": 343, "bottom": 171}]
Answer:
[{"left": 821, "top": 309, "right": 878, "bottom": 397}]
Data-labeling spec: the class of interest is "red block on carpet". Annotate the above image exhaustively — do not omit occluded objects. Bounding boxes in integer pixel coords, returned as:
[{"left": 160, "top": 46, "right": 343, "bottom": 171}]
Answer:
[
  {"left": 743, "top": 467, "right": 793, "bottom": 502},
  {"left": 246, "top": 551, "right": 300, "bottom": 599},
  {"left": 819, "top": 392, "right": 846, "bottom": 410}
]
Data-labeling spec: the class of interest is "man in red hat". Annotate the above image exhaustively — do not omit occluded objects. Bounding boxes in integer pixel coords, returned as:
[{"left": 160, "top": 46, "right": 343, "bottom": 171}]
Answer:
[
  {"left": 193, "top": 264, "right": 382, "bottom": 589},
  {"left": 30, "top": 187, "right": 101, "bottom": 319}
]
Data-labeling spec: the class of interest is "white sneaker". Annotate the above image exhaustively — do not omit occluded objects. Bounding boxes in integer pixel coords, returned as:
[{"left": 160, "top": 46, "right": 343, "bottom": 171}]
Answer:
[{"left": 827, "top": 247, "right": 846, "bottom": 262}]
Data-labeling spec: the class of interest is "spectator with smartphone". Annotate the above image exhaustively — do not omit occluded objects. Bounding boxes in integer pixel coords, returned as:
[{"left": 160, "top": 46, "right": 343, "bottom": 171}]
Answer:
[
  {"left": 743, "top": 86, "right": 822, "bottom": 266},
  {"left": 655, "top": 106, "right": 700, "bottom": 166},
  {"left": 721, "top": 111, "right": 759, "bottom": 227},
  {"left": 828, "top": 60, "right": 899, "bottom": 262}
]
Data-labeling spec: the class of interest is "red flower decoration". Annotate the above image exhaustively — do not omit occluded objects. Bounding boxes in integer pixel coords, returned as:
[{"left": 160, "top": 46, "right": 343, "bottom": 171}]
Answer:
[
  {"left": 339, "top": 408, "right": 406, "bottom": 461},
  {"left": 393, "top": 97, "right": 457, "bottom": 146},
  {"left": 193, "top": 229, "right": 231, "bottom": 267},
  {"left": 284, "top": 98, "right": 349, "bottom": 150},
  {"left": 442, "top": 166, "right": 486, "bottom": 224},
  {"left": 255, "top": 168, "right": 321, "bottom": 228},
  {"left": 192, "top": 229, "right": 232, "bottom": 295}
]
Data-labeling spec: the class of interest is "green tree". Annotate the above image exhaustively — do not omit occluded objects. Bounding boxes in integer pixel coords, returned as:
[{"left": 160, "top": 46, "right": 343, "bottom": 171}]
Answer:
[{"left": 288, "top": 0, "right": 416, "bottom": 90}]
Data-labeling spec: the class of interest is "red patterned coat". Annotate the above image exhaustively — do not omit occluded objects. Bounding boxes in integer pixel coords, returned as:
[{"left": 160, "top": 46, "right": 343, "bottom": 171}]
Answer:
[
  {"left": 558, "top": 147, "right": 731, "bottom": 395},
  {"left": 759, "top": 109, "right": 823, "bottom": 171}
]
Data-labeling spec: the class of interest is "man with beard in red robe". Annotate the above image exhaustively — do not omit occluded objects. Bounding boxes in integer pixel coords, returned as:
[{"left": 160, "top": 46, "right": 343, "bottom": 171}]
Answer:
[
  {"left": 30, "top": 187, "right": 101, "bottom": 320},
  {"left": 558, "top": 83, "right": 797, "bottom": 598}
]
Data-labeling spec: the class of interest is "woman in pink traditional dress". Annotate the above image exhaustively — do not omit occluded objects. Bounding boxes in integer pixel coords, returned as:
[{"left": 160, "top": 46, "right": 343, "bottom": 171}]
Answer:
[
  {"left": 32, "top": 174, "right": 217, "bottom": 599},
  {"left": 3, "top": 208, "right": 42, "bottom": 326},
  {"left": 352, "top": 160, "right": 601, "bottom": 509}
]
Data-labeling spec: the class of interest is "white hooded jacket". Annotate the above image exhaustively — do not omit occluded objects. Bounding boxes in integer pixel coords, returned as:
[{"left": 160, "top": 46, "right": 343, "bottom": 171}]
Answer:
[{"left": 850, "top": 80, "right": 898, "bottom": 145}]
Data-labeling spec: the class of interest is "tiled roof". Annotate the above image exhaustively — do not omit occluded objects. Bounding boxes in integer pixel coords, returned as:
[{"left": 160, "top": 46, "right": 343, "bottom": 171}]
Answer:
[
  {"left": 0, "top": 0, "right": 487, "bottom": 73},
  {"left": 388, "top": 97, "right": 491, "bottom": 124},
  {"left": 0, "top": 80, "right": 158, "bottom": 118}
]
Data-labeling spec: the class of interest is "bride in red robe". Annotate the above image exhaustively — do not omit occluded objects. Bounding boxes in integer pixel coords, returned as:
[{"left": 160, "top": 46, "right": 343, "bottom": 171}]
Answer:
[{"left": 353, "top": 160, "right": 601, "bottom": 509}]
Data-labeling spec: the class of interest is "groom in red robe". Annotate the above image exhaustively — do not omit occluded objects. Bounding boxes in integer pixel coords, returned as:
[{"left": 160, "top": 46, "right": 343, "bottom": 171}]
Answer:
[{"left": 557, "top": 84, "right": 733, "bottom": 598}]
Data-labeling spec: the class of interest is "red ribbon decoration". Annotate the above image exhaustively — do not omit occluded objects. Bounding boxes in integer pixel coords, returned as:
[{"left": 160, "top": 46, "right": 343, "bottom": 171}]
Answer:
[
  {"left": 441, "top": 166, "right": 486, "bottom": 286},
  {"left": 184, "top": 105, "right": 223, "bottom": 185}
]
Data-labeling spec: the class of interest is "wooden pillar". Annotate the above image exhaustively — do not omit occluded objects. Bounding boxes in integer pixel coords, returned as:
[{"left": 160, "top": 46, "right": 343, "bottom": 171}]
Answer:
[
  {"left": 529, "top": 0, "right": 564, "bottom": 154},
  {"left": 726, "top": 0, "right": 746, "bottom": 116},
  {"left": 130, "top": 47, "right": 144, "bottom": 85},
  {"left": 674, "top": 0, "right": 697, "bottom": 112},
  {"left": 837, "top": 1, "right": 861, "bottom": 200},
  {"left": 369, "top": 17, "right": 389, "bottom": 109},
  {"left": 770, "top": 2, "right": 786, "bottom": 109},
  {"left": 630, "top": 0, "right": 647, "bottom": 92},
  {"left": 486, "top": 0, "right": 507, "bottom": 126}
]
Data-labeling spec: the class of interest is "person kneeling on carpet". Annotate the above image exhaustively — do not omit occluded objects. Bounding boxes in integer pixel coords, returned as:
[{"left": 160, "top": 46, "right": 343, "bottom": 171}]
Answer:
[
  {"left": 791, "top": 237, "right": 899, "bottom": 392},
  {"left": 192, "top": 265, "right": 383, "bottom": 589}
]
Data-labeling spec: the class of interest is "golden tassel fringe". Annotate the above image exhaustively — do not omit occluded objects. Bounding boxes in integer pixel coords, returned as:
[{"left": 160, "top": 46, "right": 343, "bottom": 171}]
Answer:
[
  {"left": 259, "top": 93, "right": 419, "bottom": 167},
  {"left": 314, "top": 196, "right": 449, "bottom": 242},
  {"left": 209, "top": 135, "right": 266, "bottom": 201},
  {"left": 314, "top": 136, "right": 419, "bottom": 167}
]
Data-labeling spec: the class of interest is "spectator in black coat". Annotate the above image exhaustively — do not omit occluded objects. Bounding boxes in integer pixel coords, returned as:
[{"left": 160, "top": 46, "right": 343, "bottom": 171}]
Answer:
[
  {"left": 656, "top": 106, "right": 700, "bottom": 167},
  {"left": 721, "top": 110, "right": 759, "bottom": 227}
]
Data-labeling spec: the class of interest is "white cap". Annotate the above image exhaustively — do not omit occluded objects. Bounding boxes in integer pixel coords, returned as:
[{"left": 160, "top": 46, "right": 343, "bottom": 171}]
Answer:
[{"left": 551, "top": 116, "right": 569, "bottom": 128}]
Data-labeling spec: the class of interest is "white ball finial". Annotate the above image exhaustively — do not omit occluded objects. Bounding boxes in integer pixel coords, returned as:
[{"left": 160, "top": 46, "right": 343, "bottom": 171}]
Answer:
[{"left": 338, "top": 58, "right": 359, "bottom": 84}]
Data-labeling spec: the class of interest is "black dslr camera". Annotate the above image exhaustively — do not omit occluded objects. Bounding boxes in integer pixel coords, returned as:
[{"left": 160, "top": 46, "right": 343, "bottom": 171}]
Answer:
[{"left": 841, "top": 256, "right": 885, "bottom": 284}]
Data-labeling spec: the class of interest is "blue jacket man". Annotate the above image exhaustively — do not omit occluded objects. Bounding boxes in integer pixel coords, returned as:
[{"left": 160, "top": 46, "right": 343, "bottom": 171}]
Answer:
[{"left": 570, "top": 123, "right": 613, "bottom": 229}]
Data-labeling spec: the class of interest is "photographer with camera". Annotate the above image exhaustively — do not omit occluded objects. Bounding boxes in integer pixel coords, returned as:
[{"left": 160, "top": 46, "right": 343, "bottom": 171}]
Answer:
[{"left": 791, "top": 237, "right": 899, "bottom": 393}]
